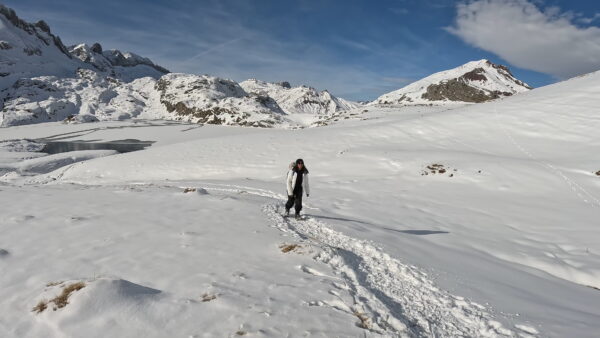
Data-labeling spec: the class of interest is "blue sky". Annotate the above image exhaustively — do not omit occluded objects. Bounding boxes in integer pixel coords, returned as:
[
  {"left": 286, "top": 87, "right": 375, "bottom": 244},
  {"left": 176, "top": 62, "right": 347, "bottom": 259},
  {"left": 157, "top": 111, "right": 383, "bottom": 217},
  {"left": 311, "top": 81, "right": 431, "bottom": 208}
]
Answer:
[{"left": 5, "top": 0, "right": 600, "bottom": 100}]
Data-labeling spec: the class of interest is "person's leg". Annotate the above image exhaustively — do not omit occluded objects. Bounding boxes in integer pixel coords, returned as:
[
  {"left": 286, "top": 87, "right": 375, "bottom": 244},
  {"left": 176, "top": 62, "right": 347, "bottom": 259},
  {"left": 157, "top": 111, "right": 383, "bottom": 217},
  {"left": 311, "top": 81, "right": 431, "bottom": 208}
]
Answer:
[
  {"left": 285, "top": 195, "right": 295, "bottom": 213},
  {"left": 294, "top": 189, "right": 303, "bottom": 215}
]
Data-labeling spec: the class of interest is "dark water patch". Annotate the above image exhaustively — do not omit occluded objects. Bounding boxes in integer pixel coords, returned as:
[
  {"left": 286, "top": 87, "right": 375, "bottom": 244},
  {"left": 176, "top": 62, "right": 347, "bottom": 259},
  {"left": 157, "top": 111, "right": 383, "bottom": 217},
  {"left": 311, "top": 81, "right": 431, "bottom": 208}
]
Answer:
[
  {"left": 383, "top": 227, "right": 449, "bottom": 235},
  {"left": 40, "top": 139, "right": 154, "bottom": 154}
]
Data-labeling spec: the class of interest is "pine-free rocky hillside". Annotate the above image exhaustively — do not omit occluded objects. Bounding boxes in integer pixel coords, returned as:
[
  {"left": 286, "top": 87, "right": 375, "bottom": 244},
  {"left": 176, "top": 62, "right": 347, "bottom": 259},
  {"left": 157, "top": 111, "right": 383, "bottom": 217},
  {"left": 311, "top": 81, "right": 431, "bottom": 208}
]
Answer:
[
  {"left": 374, "top": 59, "right": 532, "bottom": 105},
  {"left": 0, "top": 5, "right": 357, "bottom": 128},
  {"left": 240, "top": 79, "right": 359, "bottom": 115}
]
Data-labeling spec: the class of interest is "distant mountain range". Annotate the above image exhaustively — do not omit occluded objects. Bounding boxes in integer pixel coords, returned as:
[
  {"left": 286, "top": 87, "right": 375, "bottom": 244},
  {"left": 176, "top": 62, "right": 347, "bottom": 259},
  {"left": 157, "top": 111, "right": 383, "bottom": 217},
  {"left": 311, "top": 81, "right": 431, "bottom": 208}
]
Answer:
[{"left": 0, "top": 4, "right": 533, "bottom": 128}]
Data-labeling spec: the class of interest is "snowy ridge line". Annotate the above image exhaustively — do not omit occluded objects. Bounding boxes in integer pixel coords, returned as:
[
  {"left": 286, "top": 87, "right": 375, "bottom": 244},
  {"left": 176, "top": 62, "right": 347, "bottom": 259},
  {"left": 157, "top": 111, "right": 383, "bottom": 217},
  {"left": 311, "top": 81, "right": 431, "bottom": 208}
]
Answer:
[
  {"left": 263, "top": 203, "right": 528, "bottom": 337},
  {"left": 492, "top": 104, "right": 600, "bottom": 209}
]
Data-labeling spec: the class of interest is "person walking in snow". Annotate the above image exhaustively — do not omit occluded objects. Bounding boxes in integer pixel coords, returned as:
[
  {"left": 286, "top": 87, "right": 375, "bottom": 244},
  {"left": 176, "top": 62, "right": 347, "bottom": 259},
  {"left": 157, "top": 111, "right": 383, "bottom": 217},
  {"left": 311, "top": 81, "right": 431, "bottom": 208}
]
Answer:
[{"left": 285, "top": 159, "right": 310, "bottom": 219}]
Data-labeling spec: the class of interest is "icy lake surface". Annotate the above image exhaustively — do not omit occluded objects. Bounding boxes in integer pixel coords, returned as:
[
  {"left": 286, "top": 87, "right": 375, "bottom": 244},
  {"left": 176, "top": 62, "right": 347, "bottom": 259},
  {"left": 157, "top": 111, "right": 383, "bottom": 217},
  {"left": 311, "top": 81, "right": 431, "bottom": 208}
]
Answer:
[{"left": 40, "top": 139, "right": 154, "bottom": 154}]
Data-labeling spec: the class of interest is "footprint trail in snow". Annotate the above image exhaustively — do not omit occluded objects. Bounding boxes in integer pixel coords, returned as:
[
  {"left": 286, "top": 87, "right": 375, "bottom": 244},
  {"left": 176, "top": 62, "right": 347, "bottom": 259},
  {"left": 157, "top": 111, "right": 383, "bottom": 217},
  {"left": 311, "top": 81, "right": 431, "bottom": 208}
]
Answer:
[{"left": 263, "top": 203, "right": 536, "bottom": 337}]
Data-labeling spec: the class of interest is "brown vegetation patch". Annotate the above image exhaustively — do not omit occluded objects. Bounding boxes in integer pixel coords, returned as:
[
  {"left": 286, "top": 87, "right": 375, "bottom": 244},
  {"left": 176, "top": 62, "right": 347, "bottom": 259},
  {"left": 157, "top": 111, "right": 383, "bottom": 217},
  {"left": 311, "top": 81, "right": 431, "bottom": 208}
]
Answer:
[
  {"left": 353, "top": 311, "right": 372, "bottom": 329},
  {"left": 595, "top": 170, "right": 600, "bottom": 176},
  {"left": 52, "top": 282, "right": 86, "bottom": 309},
  {"left": 235, "top": 331, "right": 247, "bottom": 336},
  {"left": 32, "top": 300, "right": 48, "bottom": 313},
  {"left": 279, "top": 244, "right": 301, "bottom": 253},
  {"left": 421, "top": 164, "right": 456, "bottom": 177},
  {"left": 201, "top": 293, "right": 217, "bottom": 302},
  {"left": 46, "top": 281, "right": 64, "bottom": 287},
  {"left": 32, "top": 282, "right": 86, "bottom": 313},
  {"left": 183, "top": 187, "right": 196, "bottom": 193}
]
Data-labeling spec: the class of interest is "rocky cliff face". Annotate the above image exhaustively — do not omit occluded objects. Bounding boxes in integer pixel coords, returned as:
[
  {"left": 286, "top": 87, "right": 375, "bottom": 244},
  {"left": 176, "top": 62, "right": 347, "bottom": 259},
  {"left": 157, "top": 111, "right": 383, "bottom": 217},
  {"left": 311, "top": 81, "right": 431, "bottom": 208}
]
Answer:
[
  {"left": 374, "top": 60, "right": 531, "bottom": 105},
  {"left": 69, "top": 43, "right": 169, "bottom": 78}
]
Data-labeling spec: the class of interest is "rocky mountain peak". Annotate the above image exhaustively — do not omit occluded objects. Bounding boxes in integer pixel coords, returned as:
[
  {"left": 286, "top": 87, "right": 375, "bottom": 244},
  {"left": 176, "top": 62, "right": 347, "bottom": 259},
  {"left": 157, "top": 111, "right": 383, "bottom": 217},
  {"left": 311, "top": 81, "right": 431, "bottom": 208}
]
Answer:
[
  {"left": 0, "top": 4, "right": 71, "bottom": 58},
  {"left": 374, "top": 59, "right": 532, "bottom": 105}
]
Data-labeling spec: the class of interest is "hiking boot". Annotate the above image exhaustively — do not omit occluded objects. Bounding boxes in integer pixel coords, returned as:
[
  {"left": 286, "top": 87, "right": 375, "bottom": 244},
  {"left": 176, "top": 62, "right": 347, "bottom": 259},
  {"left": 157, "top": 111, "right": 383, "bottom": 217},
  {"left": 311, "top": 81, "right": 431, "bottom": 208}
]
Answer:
[
  {"left": 295, "top": 213, "right": 301, "bottom": 220},
  {"left": 285, "top": 209, "right": 290, "bottom": 216}
]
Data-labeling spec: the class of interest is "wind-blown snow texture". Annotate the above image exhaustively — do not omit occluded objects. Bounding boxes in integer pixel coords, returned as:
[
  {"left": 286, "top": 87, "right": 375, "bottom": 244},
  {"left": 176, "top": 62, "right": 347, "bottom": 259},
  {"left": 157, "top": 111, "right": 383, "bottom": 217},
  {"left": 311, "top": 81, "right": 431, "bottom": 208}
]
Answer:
[
  {"left": 374, "top": 59, "right": 532, "bottom": 105},
  {"left": 1, "top": 68, "right": 599, "bottom": 337}
]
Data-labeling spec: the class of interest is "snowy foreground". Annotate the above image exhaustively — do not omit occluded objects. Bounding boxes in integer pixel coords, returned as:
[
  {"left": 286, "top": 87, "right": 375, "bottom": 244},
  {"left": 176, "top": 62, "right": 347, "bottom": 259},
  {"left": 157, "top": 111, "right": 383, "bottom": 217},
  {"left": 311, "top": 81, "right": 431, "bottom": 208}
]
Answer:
[{"left": 1, "top": 72, "right": 600, "bottom": 337}]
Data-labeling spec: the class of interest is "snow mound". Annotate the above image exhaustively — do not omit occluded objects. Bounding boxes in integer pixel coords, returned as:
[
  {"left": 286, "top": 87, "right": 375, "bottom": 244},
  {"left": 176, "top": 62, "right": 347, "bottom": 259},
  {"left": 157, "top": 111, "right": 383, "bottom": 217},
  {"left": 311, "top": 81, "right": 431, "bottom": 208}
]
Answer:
[
  {"left": 16, "top": 149, "right": 117, "bottom": 175},
  {"left": 374, "top": 59, "right": 531, "bottom": 105},
  {"left": 31, "top": 278, "right": 183, "bottom": 335}
]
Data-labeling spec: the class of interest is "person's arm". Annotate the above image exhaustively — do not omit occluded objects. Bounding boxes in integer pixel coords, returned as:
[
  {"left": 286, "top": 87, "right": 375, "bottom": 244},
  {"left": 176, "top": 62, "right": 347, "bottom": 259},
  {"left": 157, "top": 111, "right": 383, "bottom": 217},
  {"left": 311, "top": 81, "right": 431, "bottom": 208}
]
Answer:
[
  {"left": 304, "top": 173, "right": 310, "bottom": 196},
  {"left": 286, "top": 171, "right": 294, "bottom": 196}
]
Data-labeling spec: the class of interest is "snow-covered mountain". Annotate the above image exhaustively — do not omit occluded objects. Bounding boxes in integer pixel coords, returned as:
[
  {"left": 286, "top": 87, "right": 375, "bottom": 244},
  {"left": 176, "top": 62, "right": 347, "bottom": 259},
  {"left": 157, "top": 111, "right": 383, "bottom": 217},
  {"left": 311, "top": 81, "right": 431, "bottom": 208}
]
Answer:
[
  {"left": 0, "top": 5, "right": 80, "bottom": 90},
  {"left": 109, "top": 73, "right": 288, "bottom": 127},
  {"left": 0, "top": 5, "right": 168, "bottom": 88},
  {"left": 0, "top": 5, "right": 358, "bottom": 128},
  {"left": 240, "top": 79, "right": 359, "bottom": 115},
  {"left": 1, "top": 70, "right": 290, "bottom": 127},
  {"left": 374, "top": 60, "right": 532, "bottom": 105},
  {"left": 69, "top": 43, "right": 168, "bottom": 82},
  {"left": 0, "top": 5, "right": 285, "bottom": 128}
]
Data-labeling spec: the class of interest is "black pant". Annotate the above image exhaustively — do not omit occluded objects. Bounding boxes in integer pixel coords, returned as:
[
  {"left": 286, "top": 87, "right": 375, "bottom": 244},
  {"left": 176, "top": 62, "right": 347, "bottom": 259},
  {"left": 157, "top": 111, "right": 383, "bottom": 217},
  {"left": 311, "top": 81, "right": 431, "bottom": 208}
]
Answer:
[{"left": 285, "top": 188, "right": 303, "bottom": 214}]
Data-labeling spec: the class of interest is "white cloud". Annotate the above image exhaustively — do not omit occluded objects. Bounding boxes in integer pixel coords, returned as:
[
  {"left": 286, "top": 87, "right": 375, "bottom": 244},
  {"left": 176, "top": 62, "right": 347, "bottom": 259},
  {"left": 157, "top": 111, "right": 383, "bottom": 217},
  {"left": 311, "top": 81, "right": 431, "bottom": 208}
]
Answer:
[
  {"left": 447, "top": 0, "right": 600, "bottom": 78},
  {"left": 577, "top": 13, "right": 600, "bottom": 25}
]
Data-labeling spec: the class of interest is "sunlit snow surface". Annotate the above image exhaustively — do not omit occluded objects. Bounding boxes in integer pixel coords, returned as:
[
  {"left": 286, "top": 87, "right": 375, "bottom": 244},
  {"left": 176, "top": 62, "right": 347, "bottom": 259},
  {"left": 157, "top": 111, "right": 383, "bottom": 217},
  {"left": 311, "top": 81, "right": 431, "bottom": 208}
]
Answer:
[{"left": 1, "top": 71, "right": 599, "bottom": 337}]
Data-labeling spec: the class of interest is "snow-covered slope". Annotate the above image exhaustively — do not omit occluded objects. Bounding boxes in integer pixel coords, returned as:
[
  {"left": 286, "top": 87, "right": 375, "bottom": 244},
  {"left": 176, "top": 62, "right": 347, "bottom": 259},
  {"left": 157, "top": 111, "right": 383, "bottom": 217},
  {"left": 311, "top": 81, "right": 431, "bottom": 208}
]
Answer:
[
  {"left": 120, "top": 73, "right": 289, "bottom": 127},
  {"left": 374, "top": 59, "right": 532, "bottom": 105},
  {"left": 240, "top": 79, "right": 359, "bottom": 116},
  {"left": 1, "top": 70, "right": 600, "bottom": 336},
  {"left": 0, "top": 5, "right": 80, "bottom": 90}
]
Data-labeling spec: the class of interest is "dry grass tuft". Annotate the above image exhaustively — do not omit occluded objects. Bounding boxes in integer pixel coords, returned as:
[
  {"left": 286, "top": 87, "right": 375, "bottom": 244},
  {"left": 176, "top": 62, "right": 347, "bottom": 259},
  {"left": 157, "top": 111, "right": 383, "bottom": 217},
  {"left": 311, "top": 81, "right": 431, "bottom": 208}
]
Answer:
[
  {"left": 183, "top": 187, "right": 196, "bottom": 193},
  {"left": 52, "top": 282, "right": 86, "bottom": 309},
  {"left": 32, "top": 300, "right": 48, "bottom": 313},
  {"left": 201, "top": 293, "right": 217, "bottom": 302},
  {"left": 279, "top": 244, "right": 301, "bottom": 253},
  {"left": 595, "top": 170, "right": 600, "bottom": 176},
  {"left": 353, "top": 311, "right": 372, "bottom": 329},
  {"left": 235, "top": 330, "right": 247, "bottom": 336},
  {"left": 33, "top": 282, "right": 86, "bottom": 313}
]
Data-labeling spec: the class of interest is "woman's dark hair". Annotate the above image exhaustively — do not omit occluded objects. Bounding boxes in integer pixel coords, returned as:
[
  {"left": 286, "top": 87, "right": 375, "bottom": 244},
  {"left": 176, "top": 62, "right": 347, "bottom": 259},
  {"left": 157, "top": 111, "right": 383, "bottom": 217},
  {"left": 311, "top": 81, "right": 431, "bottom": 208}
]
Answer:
[{"left": 294, "top": 159, "right": 308, "bottom": 173}]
